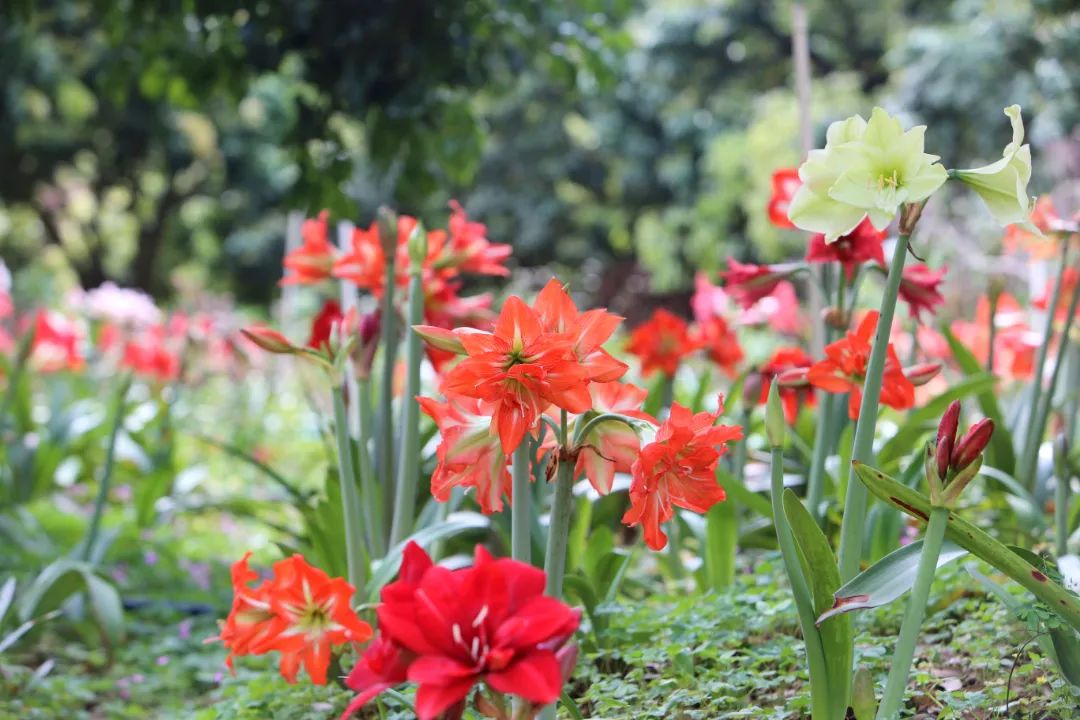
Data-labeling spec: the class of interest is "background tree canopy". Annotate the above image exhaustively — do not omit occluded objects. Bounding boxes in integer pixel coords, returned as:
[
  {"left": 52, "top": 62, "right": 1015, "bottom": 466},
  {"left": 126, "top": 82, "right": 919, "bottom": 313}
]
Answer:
[{"left": 1, "top": 0, "right": 1077, "bottom": 306}]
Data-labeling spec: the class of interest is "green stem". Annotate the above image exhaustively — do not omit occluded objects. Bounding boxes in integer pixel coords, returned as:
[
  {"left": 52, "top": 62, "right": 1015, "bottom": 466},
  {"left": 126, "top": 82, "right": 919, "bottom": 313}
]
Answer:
[
  {"left": 706, "top": 409, "right": 749, "bottom": 589},
  {"left": 357, "top": 378, "right": 384, "bottom": 557},
  {"left": 806, "top": 389, "right": 836, "bottom": 525},
  {"left": 837, "top": 231, "right": 911, "bottom": 582},
  {"left": 985, "top": 292, "right": 999, "bottom": 374},
  {"left": 0, "top": 325, "right": 35, "bottom": 438},
  {"left": 771, "top": 446, "right": 832, "bottom": 720},
  {"left": 511, "top": 443, "right": 532, "bottom": 564},
  {"left": 389, "top": 272, "right": 424, "bottom": 548},
  {"left": 1031, "top": 267, "right": 1080, "bottom": 476},
  {"left": 875, "top": 505, "right": 948, "bottom": 720},
  {"left": 332, "top": 385, "right": 367, "bottom": 602},
  {"left": 1057, "top": 436, "right": 1070, "bottom": 558},
  {"left": 544, "top": 427, "right": 575, "bottom": 597},
  {"left": 82, "top": 372, "right": 133, "bottom": 562},
  {"left": 1018, "top": 243, "right": 1070, "bottom": 488},
  {"left": 376, "top": 254, "right": 398, "bottom": 517}
]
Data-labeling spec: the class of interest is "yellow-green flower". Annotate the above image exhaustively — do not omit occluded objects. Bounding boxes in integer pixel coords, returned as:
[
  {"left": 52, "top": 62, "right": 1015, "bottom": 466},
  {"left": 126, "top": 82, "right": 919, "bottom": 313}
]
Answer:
[
  {"left": 788, "top": 108, "right": 948, "bottom": 242},
  {"left": 950, "top": 105, "right": 1039, "bottom": 235}
]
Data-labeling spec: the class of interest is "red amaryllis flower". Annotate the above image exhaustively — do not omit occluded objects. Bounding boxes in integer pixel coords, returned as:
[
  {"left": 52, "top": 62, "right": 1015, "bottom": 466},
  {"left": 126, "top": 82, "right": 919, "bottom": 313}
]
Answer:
[
  {"left": 215, "top": 553, "right": 373, "bottom": 685},
  {"left": 758, "top": 347, "right": 815, "bottom": 423},
  {"left": 341, "top": 635, "right": 414, "bottom": 719},
  {"left": 626, "top": 308, "right": 700, "bottom": 377},
  {"left": 533, "top": 278, "right": 627, "bottom": 383},
  {"left": 950, "top": 294, "right": 1037, "bottom": 381},
  {"left": 418, "top": 393, "right": 511, "bottom": 513},
  {"left": 540, "top": 382, "right": 656, "bottom": 496},
  {"left": 690, "top": 272, "right": 733, "bottom": 325},
  {"left": 807, "top": 311, "right": 915, "bottom": 419},
  {"left": 342, "top": 542, "right": 581, "bottom": 720},
  {"left": 805, "top": 219, "right": 886, "bottom": 281},
  {"left": 307, "top": 299, "right": 343, "bottom": 350},
  {"left": 691, "top": 316, "right": 743, "bottom": 377},
  {"left": 332, "top": 216, "right": 420, "bottom": 295},
  {"left": 739, "top": 280, "right": 803, "bottom": 336},
  {"left": 29, "top": 310, "right": 85, "bottom": 373},
  {"left": 767, "top": 168, "right": 800, "bottom": 229},
  {"left": 444, "top": 201, "right": 512, "bottom": 276},
  {"left": 281, "top": 211, "right": 336, "bottom": 286},
  {"left": 442, "top": 296, "right": 591, "bottom": 454},
  {"left": 721, "top": 259, "right": 788, "bottom": 309},
  {"left": 1004, "top": 196, "right": 1077, "bottom": 260},
  {"left": 898, "top": 264, "right": 947, "bottom": 321},
  {"left": 121, "top": 325, "right": 181, "bottom": 382},
  {"left": 621, "top": 401, "right": 744, "bottom": 550}
]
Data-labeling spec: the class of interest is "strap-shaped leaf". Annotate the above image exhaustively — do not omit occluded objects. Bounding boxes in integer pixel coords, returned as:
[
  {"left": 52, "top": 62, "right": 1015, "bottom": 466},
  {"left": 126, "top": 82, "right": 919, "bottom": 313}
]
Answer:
[
  {"left": 817, "top": 538, "right": 966, "bottom": 623},
  {"left": 365, "top": 512, "right": 488, "bottom": 599}
]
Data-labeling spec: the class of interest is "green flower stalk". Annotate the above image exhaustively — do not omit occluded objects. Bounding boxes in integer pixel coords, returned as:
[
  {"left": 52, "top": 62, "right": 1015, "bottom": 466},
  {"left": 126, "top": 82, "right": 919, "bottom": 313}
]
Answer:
[
  {"left": 82, "top": 372, "right": 133, "bottom": 562},
  {"left": 788, "top": 108, "right": 947, "bottom": 242},
  {"left": 511, "top": 442, "right": 532, "bottom": 564},
  {"left": 544, "top": 411, "right": 575, "bottom": 598},
  {"left": 388, "top": 224, "right": 427, "bottom": 548},
  {"left": 876, "top": 402, "right": 994, "bottom": 719},
  {"left": 332, "top": 384, "right": 367, "bottom": 603},
  {"left": 376, "top": 208, "right": 399, "bottom": 521},
  {"left": 950, "top": 106, "right": 1039, "bottom": 233}
]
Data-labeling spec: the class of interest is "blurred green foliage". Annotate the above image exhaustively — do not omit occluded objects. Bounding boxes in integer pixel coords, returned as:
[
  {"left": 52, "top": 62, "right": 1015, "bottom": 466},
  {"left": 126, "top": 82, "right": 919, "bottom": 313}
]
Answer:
[{"left": 1, "top": 0, "right": 1078, "bottom": 302}]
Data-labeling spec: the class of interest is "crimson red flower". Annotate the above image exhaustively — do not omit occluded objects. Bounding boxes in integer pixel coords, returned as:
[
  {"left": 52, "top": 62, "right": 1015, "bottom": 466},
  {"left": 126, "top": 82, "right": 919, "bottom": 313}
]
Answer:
[
  {"left": 622, "top": 401, "right": 743, "bottom": 550},
  {"left": 807, "top": 311, "right": 915, "bottom": 419},
  {"left": 758, "top": 347, "right": 815, "bottom": 423},
  {"left": 626, "top": 308, "right": 700, "bottom": 377},
  {"left": 767, "top": 168, "right": 800, "bottom": 229},
  {"left": 418, "top": 393, "right": 511, "bottom": 513},
  {"left": 441, "top": 296, "right": 591, "bottom": 454},
  {"left": 898, "top": 264, "right": 947, "bottom": 321},
  {"left": 721, "top": 259, "right": 788, "bottom": 309},
  {"left": 342, "top": 542, "right": 581, "bottom": 720},
  {"left": 805, "top": 219, "right": 886, "bottom": 280},
  {"left": 29, "top": 310, "right": 85, "bottom": 373},
  {"left": 215, "top": 553, "right": 372, "bottom": 685},
  {"left": 281, "top": 211, "right": 336, "bottom": 286},
  {"left": 307, "top": 299, "right": 343, "bottom": 350}
]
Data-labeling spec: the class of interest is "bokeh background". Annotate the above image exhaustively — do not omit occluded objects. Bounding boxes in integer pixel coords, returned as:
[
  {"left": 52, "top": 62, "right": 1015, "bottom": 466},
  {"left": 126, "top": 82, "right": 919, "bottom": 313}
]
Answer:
[{"left": 2, "top": 0, "right": 1079, "bottom": 315}]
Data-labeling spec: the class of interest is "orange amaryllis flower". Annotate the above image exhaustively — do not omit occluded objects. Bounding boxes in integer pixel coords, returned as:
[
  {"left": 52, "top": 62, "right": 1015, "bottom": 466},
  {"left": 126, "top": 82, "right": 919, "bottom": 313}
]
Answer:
[
  {"left": 767, "top": 168, "right": 800, "bottom": 229},
  {"left": 807, "top": 311, "right": 915, "bottom": 419},
  {"left": 1035, "top": 267, "right": 1080, "bottom": 322},
  {"left": 622, "top": 401, "right": 743, "bottom": 550},
  {"left": 691, "top": 316, "right": 743, "bottom": 377},
  {"left": 216, "top": 553, "right": 372, "bottom": 685},
  {"left": 541, "top": 382, "right": 656, "bottom": 496},
  {"left": 260, "top": 555, "right": 374, "bottom": 685},
  {"left": 444, "top": 200, "right": 512, "bottom": 276},
  {"left": 442, "top": 296, "right": 591, "bottom": 454},
  {"left": 418, "top": 393, "right": 511, "bottom": 513},
  {"left": 758, "top": 346, "right": 815, "bottom": 423},
  {"left": 1003, "top": 196, "right": 1077, "bottom": 259},
  {"left": 332, "top": 216, "right": 420, "bottom": 295},
  {"left": 281, "top": 211, "right": 336, "bottom": 285},
  {"left": 533, "top": 278, "right": 627, "bottom": 383},
  {"left": 950, "top": 293, "right": 1037, "bottom": 380},
  {"left": 626, "top": 308, "right": 699, "bottom": 377}
]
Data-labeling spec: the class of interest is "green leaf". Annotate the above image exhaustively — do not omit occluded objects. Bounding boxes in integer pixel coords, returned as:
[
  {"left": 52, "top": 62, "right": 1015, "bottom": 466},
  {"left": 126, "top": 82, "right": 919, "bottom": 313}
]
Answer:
[
  {"left": 365, "top": 513, "right": 489, "bottom": 599},
  {"left": 851, "top": 667, "right": 877, "bottom": 720},
  {"left": 84, "top": 572, "right": 125, "bottom": 645},
  {"left": 560, "top": 691, "right": 586, "bottom": 720},
  {"left": 188, "top": 432, "right": 309, "bottom": 502},
  {"left": 818, "top": 539, "right": 967, "bottom": 623},
  {"left": 783, "top": 489, "right": 852, "bottom": 720},
  {"left": 717, "top": 466, "right": 772, "bottom": 519},
  {"left": 853, "top": 462, "right": 1080, "bottom": 632},
  {"left": 17, "top": 559, "right": 86, "bottom": 621},
  {"left": 0, "top": 578, "right": 15, "bottom": 627},
  {"left": 942, "top": 327, "right": 1016, "bottom": 474}
]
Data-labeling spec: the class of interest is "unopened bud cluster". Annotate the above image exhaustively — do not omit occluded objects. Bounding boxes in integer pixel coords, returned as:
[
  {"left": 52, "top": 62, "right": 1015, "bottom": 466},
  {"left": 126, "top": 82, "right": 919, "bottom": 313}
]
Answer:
[{"left": 926, "top": 400, "right": 994, "bottom": 506}]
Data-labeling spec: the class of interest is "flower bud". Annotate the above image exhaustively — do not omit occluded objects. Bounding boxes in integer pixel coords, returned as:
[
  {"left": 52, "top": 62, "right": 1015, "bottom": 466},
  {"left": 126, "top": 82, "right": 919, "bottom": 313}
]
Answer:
[
  {"left": 776, "top": 367, "right": 810, "bottom": 388},
  {"left": 935, "top": 400, "right": 961, "bottom": 480},
  {"left": 951, "top": 418, "right": 994, "bottom": 472},
  {"left": 822, "top": 307, "right": 851, "bottom": 330},
  {"left": 905, "top": 362, "right": 942, "bottom": 387},
  {"left": 742, "top": 373, "right": 763, "bottom": 409},
  {"left": 942, "top": 455, "right": 983, "bottom": 506},
  {"left": 765, "top": 381, "right": 786, "bottom": 448},
  {"left": 241, "top": 325, "right": 296, "bottom": 355},
  {"left": 413, "top": 325, "right": 467, "bottom": 355},
  {"left": 924, "top": 442, "right": 944, "bottom": 503},
  {"left": 376, "top": 207, "right": 399, "bottom": 256},
  {"left": 556, "top": 642, "right": 579, "bottom": 686},
  {"left": 406, "top": 222, "right": 428, "bottom": 270},
  {"left": 355, "top": 310, "right": 381, "bottom": 379}
]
